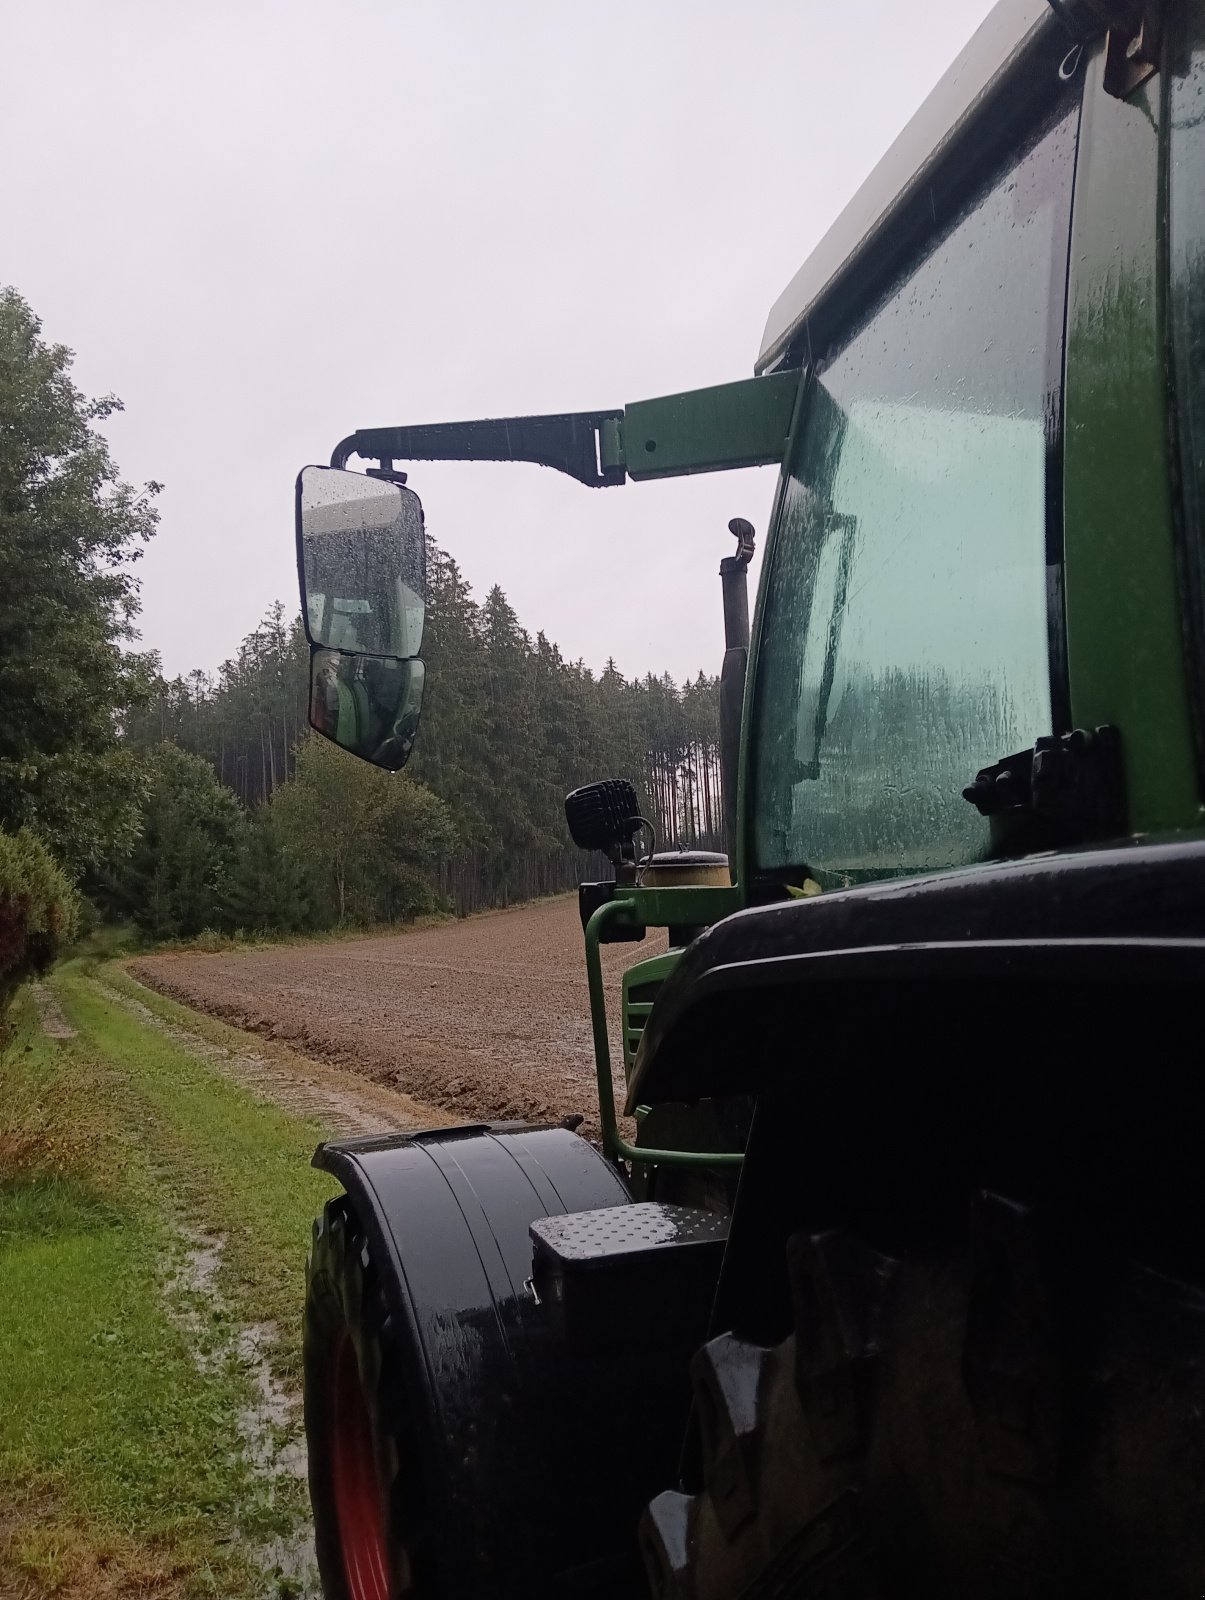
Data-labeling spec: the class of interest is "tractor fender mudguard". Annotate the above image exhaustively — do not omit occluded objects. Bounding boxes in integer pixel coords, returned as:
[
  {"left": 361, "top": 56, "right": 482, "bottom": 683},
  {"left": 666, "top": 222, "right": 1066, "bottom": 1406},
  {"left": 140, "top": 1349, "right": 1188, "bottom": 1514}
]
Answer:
[
  {"left": 314, "top": 1119, "right": 630, "bottom": 1358},
  {"left": 312, "top": 1121, "right": 649, "bottom": 1596}
]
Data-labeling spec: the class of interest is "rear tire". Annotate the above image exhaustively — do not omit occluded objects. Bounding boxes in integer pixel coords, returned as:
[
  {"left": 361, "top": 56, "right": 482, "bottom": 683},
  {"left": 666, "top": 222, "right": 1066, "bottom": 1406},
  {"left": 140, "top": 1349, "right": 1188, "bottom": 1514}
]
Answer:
[
  {"left": 303, "top": 1124, "right": 681, "bottom": 1598},
  {"left": 641, "top": 1195, "right": 1205, "bottom": 1599}
]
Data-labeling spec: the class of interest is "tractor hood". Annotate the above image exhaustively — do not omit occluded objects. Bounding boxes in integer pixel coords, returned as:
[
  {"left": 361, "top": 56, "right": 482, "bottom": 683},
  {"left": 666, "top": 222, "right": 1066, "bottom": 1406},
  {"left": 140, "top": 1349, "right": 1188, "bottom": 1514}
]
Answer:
[{"left": 625, "top": 836, "right": 1205, "bottom": 1113}]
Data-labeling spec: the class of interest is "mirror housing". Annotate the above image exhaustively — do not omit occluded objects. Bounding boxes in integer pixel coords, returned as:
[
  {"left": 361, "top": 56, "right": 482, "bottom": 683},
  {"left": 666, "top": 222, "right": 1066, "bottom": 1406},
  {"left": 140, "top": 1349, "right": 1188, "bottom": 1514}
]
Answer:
[
  {"left": 308, "top": 649, "right": 425, "bottom": 772},
  {"left": 296, "top": 466, "right": 428, "bottom": 771}
]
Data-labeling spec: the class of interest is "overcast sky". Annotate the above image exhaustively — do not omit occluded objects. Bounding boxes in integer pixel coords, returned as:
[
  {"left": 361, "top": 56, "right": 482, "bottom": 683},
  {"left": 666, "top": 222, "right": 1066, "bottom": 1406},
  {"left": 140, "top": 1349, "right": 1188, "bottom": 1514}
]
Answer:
[{"left": 3, "top": 0, "right": 996, "bottom": 687}]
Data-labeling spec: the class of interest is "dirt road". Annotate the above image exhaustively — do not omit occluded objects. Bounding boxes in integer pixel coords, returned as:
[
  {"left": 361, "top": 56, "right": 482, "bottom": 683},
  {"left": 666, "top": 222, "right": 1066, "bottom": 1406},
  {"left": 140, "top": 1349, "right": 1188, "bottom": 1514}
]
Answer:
[{"left": 130, "top": 896, "right": 667, "bottom": 1139}]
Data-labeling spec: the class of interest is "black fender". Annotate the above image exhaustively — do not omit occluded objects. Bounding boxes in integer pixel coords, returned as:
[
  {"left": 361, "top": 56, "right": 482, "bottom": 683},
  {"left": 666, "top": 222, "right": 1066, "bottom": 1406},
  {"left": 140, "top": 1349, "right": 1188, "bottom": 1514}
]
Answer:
[{"left": 312, "top": 1121, "right": 677, "bottom": 1597}]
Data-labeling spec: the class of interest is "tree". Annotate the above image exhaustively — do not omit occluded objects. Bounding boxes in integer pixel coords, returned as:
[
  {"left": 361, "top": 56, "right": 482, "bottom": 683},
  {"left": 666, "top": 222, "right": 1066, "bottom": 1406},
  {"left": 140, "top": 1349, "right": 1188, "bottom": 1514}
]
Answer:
[
  {"left": 103, "top": 744, "right": 241, "bottom": 940},
  {"left": 272, "top": 735, "right": 459, "bottom": 925},
  {"left": 223, "top": 810, "right": 324, "bottom": 936},
  {"left": 116, "top": 537, "right": 726, "bottom": 923},
  {"left": 124, "top": 605, "right": 310, "bottom": 809},
  {"left": 0, "top": 287, "right": 160, "bottom": 871}
]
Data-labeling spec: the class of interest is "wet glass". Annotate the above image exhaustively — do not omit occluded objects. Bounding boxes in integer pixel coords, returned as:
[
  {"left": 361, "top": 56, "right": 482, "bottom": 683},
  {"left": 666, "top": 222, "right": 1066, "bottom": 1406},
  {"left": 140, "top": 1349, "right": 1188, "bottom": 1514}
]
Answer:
[
  {"left": 1169, "top": 15, "right": 1205, "bottom": 728},
  {"left": 298, "top": 467, "right": 426, "bottom": 659},
  {"left": 308, "top": 647, "right": 425, "bottom": 771},
  {"left": 751, "top": 96, "right": 1079, "bottom": 884}
]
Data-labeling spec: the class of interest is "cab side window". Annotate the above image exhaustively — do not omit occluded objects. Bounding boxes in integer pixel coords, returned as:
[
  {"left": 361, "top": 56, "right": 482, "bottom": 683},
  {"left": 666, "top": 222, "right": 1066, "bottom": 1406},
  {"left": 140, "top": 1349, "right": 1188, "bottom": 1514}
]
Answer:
[
  {"left": 751, "top": 96, "right": 1079, "bottom": 884},
  {"left": 1169, "top": 13, "right": 1205, "bottom": 737}
]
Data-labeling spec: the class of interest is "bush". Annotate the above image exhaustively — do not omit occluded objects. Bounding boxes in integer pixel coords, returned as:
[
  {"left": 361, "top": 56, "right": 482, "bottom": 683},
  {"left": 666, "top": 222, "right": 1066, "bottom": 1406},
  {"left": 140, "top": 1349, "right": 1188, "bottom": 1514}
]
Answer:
[
  {"left": 271, "top": 736, "right": 459, "bottom": 926},
  {"left": 97, "top": 744, "right": 241, "bottom": 941},
  {"left": 0, "top": 829, "right": 79, "bottom": 1014}
]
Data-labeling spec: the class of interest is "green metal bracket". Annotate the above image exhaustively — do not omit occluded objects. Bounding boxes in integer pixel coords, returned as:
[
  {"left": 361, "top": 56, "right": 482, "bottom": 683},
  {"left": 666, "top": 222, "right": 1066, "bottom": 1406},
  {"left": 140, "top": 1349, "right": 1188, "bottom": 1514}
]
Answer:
[
  {"left": 620, "top": 371, "right": 800, "bottom": 482},
  {"left": 621, "top": 883, "right": 743, "bottom": 927},
  {"left": 331, "top": 370, "right": 800, "bottom": 491},
  {"left": 585, "top": 897, "right": 742, "bottom": 1170},
  {"left": 622, "top": 947, "right": 682, "bottom": 1078}
]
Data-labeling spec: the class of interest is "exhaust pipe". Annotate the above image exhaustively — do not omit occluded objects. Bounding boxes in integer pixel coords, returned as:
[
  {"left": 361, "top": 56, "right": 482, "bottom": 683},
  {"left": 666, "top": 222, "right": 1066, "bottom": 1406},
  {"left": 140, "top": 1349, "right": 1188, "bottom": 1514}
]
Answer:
[{"left": 719, "top": 517, "right": 755, "bottom": 860}]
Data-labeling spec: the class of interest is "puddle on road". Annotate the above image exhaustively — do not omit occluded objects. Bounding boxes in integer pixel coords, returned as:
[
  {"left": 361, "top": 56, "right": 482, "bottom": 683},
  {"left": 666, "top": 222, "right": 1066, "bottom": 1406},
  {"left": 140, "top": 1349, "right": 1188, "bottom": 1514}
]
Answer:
[{"left": 163, "top": 1220, "right": 319, "bottom": 1597}]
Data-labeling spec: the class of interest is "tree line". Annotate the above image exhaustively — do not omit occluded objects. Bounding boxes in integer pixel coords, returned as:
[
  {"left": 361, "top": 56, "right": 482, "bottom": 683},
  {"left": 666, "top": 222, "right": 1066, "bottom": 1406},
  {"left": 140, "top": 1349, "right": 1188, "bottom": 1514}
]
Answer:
[
  {"left": 1, "top": 284, "right": 727, "bottom": 992},
  {"left": 119, "top": 552, "right": 727, "bottom": 932}
]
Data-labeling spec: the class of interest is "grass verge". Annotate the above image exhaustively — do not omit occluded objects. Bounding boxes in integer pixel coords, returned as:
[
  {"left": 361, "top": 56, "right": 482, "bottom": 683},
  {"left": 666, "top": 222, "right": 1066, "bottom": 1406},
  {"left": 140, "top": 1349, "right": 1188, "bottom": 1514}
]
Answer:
[
  {"left": 55, "top": 963, "right": 337, "bottom": 1383},
  {"left": 0, "top": 964, "right": 339, "bottom": 1598}
]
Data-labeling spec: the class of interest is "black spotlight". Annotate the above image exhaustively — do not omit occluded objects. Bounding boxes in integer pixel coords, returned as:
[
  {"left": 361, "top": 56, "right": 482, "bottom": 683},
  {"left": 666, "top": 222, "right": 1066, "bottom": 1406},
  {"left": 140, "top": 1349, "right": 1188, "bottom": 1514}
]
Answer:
[{"left": 564, "top": 779, "right": 642, "bottom": 862}]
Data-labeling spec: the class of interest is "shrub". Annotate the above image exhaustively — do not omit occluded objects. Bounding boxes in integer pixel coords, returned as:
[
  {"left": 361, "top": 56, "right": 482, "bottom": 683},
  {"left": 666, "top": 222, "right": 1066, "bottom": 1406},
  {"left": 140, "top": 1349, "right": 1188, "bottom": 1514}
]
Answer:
[
  {"left": 0, "top": 829, "right": 79, "bottom": 1014},
  {"left": 100, "top": 744, "right": 241, "bottom": 941}
]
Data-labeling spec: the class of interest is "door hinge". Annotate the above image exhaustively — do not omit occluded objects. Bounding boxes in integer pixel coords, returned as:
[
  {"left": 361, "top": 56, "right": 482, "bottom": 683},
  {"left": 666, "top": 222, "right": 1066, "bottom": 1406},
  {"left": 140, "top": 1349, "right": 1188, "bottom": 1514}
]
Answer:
[
  {"left": 962, "top": 725, "right": 1126, "bottom": 844},
  {"left": 1046, "top": 0, "right": 1162, "bottom": 98}
]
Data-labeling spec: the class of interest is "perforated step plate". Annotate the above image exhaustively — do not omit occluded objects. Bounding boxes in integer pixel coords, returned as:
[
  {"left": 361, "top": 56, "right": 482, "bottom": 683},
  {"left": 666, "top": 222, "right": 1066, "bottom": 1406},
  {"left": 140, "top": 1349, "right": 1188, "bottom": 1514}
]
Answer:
[{"left": 531, "top": 1202, "right": 729, "bottom": 1352}]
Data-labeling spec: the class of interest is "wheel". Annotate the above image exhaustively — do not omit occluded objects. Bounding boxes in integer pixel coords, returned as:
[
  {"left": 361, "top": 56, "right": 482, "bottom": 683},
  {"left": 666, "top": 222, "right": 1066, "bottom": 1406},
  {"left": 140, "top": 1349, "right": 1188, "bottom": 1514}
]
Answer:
[
  {"left": 303, "top": 1123, "right": 676, "bottom": 1600},
  {"left": 640, "top": 1196, "right": 1205, "bottom": 1600},
  {"left": 305, "top": 1194, "right": 421, "bottom": 1599}
]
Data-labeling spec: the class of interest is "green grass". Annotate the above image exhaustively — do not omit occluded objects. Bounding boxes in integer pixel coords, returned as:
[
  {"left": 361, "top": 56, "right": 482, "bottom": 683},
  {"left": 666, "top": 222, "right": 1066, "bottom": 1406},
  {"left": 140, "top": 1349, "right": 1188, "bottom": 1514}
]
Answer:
[
  {"left": 56, "top": 966, "right": 337, "bottom": 1381},
  {"left": 64, "top": 919, "right": 145, "bottom": 964},
  {"left": 0, "top": 968, "right": 340, "bottom": 1597}
]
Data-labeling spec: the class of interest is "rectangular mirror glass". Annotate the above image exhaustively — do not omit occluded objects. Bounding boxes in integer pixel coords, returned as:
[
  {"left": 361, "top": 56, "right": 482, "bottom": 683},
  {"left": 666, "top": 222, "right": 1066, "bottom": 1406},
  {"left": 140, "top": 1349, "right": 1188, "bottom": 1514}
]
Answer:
[{"left": 297, "top": 466, "right": 426, "bottom": 658}]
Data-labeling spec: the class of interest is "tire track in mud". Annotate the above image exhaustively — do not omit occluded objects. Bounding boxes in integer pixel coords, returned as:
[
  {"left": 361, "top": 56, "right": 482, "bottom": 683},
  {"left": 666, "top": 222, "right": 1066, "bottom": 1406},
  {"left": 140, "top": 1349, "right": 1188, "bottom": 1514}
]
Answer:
[
  {"left": 98, "top": 974, "right": 440, "bottom": 1139},
  {"left": 128, "top": 896, "right": 666, "bottom": 1142},
  {"left": 31, "top": 980, "right": 76, "bottom": 1039}
]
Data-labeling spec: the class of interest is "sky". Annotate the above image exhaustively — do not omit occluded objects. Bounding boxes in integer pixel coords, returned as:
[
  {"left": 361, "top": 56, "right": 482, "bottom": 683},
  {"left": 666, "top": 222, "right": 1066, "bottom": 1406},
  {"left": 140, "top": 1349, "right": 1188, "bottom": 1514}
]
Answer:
[{"left": 2, "top": 0, "right": 997, "bottom": 688}]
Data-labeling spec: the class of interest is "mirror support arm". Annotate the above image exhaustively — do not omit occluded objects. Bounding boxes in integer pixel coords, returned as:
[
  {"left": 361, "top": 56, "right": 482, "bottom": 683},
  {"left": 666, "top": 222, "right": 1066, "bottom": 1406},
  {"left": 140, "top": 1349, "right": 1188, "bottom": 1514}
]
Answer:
[
  {"left": 329, "top": 371, "right": 800, "bottom": 489},
  {"left": 331, "top": 411, "right": 627, "bottom": 487}
]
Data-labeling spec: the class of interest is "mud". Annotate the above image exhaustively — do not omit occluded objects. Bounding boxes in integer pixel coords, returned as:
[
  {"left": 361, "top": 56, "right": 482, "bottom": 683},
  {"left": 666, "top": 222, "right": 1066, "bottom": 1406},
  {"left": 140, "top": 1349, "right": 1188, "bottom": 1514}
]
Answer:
[
  {"left": 130, "top": 896, "right": 667, "bottom": 1142},
  {"left": 100, "top": 978, "right": 436, "bottom": 1139}
]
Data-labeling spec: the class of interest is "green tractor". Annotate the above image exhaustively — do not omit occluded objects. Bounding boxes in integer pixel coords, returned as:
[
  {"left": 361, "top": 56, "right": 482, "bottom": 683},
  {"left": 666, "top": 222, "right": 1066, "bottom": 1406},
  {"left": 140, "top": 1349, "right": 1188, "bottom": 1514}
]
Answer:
[{"left": 294, "top": 2, "right": 1205, "bottom": 1594}]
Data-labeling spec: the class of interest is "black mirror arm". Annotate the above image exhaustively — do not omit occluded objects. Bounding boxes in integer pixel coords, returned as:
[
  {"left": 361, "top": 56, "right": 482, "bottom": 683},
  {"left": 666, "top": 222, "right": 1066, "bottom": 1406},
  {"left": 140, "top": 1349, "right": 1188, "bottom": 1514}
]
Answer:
[{"left": 330, "top": 411, "right": 627, "bottom": 488}]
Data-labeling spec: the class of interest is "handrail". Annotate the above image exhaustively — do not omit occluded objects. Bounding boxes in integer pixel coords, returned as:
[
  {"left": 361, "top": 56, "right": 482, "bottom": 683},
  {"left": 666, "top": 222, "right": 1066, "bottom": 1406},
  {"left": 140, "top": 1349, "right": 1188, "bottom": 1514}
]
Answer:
[{"left": 584, "top": 897, "right": 743, "bottom": 1170}]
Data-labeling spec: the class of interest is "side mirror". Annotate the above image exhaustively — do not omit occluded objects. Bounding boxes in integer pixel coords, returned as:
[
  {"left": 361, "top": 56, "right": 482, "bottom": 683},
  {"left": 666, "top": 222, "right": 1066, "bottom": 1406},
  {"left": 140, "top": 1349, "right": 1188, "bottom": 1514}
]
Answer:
[
  {"left": 296, "top": 466, "right": 428, "bottom": 770},
  {"left": 296, "top": 466, "right": 426, "bottom": 658},
  {"left": 308, "top": 649, "right": 425, "bottom": 772}
]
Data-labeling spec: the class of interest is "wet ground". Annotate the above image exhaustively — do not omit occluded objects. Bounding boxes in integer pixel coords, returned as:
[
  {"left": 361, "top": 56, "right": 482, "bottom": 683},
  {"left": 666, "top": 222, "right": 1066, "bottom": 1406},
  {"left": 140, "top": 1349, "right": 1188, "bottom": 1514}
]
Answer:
[
  {"left": 160, "top": 1218, "right": 316, "bottom": 1595},
  {"left": 103, "top": 980, "right": 434, "bottom": 1140},
  {"left": 130, "top": 897, "right": 667, "bottom": 1141},
  {"left": 63, "top": 976, "right": 444, "bottom": 1599}
]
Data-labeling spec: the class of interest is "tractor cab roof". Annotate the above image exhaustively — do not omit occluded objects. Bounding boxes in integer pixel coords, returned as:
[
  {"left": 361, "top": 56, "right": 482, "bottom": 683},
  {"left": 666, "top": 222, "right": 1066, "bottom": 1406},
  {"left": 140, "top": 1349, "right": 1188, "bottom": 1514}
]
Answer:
[{"left": 756, "top": 0, "right": 1066, "bottom": 375}]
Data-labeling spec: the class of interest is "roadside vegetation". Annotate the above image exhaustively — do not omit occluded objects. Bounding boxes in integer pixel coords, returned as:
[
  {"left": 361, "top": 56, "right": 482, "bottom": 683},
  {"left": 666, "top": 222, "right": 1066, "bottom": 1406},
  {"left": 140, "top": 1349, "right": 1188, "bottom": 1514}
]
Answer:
[
  {"left": 0, "top": 959, "right": 338, "bottom": 1597},
  {"left": 1, "top": 280, "right": 724, "bottom": 979},
  {"left": 0, "top": 279, "right": 721, "bottom": 1594},
  {"left": 0, "top": 829, "right": 79, "bottom": 1015}
]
